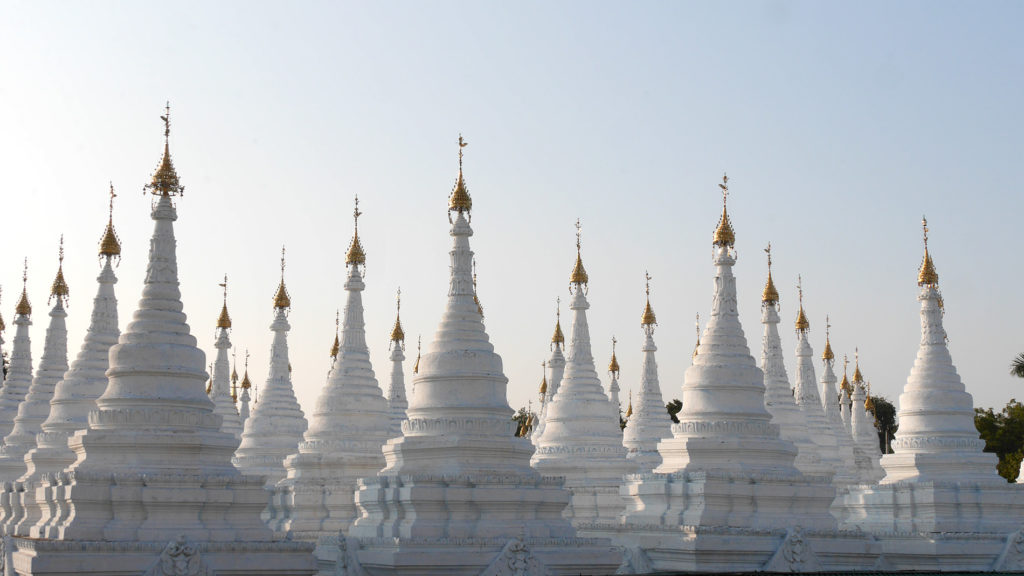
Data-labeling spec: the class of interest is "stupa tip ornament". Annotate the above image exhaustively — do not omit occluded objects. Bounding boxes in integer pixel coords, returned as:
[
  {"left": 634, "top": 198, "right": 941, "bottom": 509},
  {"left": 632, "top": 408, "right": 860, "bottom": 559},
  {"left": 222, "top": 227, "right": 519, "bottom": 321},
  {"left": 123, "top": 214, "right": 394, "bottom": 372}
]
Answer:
[
  {"left": 822, "top": 315, "right": 835, "bottom": 361},
  {"left": 330, "top": 310, "right": 340, "bottom": 358},
  {"left": 448, "top": 134, "right": 472, "bottom": 216},
  {"left": 625, "top": 390, "right": 633, "bottom": 418},
  {"left": 539, "top": 361, "right": 548, "bottom": 396},
  {"left": 641, "top": 272, "right": 657, "bottom": 327},
  {"left": 569, "top": 219, "right": 589, "bottom": 292},
  {"left": 412, "top": 334, "right": 421, "bottom": 374},
  {"left": 273, "top": 246, "right": 291, "bottom": 310},
  {"left": 240, "top": 350, "right": 252, "bottom": 390},
  {"left": 216, "top": 274, "right": 232, "bottom": 329},
  {"left": 840, "top": 355, "right": 852, "bottom": 395},
  {"left": 99, "top": 182, "right": 122, "bottom": 259},
  {"left": 918, "top": 215, "right": 939, "bottom": 287},
  {"left": 390, "top": 287, "right": 406, "bottom": 347},
  {"left": 49, "top": 235, "right": 70, "bottom": 306},
  {"left": 551, "top": 297, "right": 565, "bottom": 349},
  {"left": 852, "top": 348, "right": 864, "bottom": 383},
  {"left": 762, "top": 243, "right": 780, "bottom": 305},
  {"left": 346, "top": 195, "right": 367, "bottom": 267},
  {"left": 15, "top": 258, "right": 31, "bottom": 316},
  {"left": 794, "top": 275, "right": 809, "bottom": 333},
  {"left": 713, "top": 173, "right": 735, "bottom": 247},
  {"left": 145, "top": 102, "right": 184, "bottom": 197},
  {"left": 608, "top": 336, "right": 620, "bottom": 376}
]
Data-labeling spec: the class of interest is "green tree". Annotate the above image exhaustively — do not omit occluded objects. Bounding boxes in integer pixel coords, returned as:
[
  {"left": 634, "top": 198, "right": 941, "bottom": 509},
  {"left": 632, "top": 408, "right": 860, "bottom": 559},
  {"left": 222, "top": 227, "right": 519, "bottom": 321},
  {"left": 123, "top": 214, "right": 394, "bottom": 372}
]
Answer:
[
  {"left": 666, "top": 399, "right": 682, "bottom": 424},
  {"left": 974, "top": 399, "right": 1024, "bottom": 482},
  {"left": 871, "top": 395, "right": 898, "bottom": 454},
  {"left": 1012, "top": 354, "right": 1024, "bottom": 378}
]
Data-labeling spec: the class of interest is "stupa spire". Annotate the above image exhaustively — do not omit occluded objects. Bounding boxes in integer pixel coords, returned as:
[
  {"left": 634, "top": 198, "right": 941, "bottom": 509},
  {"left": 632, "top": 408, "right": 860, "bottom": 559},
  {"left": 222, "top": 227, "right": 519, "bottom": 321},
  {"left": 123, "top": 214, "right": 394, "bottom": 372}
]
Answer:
[
  {"left": 237, "top": 348, "right": 251, "bottom": 423},
  {"left": 794, "top": 275, "right": 809, "bottom": 333},
  {"left": 622, "top": 273, "right": 673, "bottom": 472},
  {"left": 346, "top": 195, "right": 366, "bottom": 268},
  {"left": 447, "top": 134, "right": 472, "bottom": 219},
  {"left": 233, "top": 250, "right": 308, "bottom": 486},
  {"left": 387, "top": 287, "right": 409, "bottom": 438},
  {"left": 15, "top": 259, "right": 31, "bottom": 318},
  {"left": 532, "top": 299, "right": 568, "bottom": 445},
  {"left": 145, "top": 102, "right": 184, "bottom": 197},
  {"left": 839, "top": 354, "right": 853, "bottom": 433},
  {"left": 0, "top": 260, "right": 33, "bottom": 439},
  {"left": 693, "top": 313, "right": 700, "bottom": 360},
  {"left": 762, "top": 243, "right": 779, "bottom": 305},
  {"left": 608, "top": 335, "right": 621, "bottom": 415},
  {"left": 569, "top": 218, "right": 589, "bottom": 292},
  {"left": 211, "top": 274, "right": 242, "bottom": 440},
  {"left": 712, "top": 173, "right": 735, "bottom": 248},
  {"left": 816, "top": 317, "right": 858, "bottom": 484},
  {"left": 98, "top": 183, "right": 122, "bottom": 261},
  {"left": 551, "top": 296, "right": 565, "bottom": 350}
]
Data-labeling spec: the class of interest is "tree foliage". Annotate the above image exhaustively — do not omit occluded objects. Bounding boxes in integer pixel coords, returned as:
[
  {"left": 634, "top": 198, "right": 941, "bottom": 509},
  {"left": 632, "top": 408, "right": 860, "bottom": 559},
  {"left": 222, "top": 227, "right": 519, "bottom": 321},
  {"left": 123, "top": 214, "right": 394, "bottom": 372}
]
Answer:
[
  {"left": 512, "top": 406, "right": 530, "bottom": 437},
  {"left": 1012, "top": 354, "right": 1024, "bottom": 379},
  {"left": 666, "top": 399, "right": 682, "bottom": 423},
  {"left": 871, "top": 395, "right": 898, "bottom": 454},
  {"left": 974, "top": 399, "right": 1024, "bottom": 482}
]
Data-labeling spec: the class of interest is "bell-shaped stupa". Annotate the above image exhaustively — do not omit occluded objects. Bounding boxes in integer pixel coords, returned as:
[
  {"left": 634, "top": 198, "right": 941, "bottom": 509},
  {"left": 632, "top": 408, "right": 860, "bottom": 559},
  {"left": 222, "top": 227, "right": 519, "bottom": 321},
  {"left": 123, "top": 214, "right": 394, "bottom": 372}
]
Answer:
[
  {"left": 233, "top": 248, "right": 308, "bottom": 486},
  {"left": 349, "top": 137, "right": 619, "bottom": 575}
]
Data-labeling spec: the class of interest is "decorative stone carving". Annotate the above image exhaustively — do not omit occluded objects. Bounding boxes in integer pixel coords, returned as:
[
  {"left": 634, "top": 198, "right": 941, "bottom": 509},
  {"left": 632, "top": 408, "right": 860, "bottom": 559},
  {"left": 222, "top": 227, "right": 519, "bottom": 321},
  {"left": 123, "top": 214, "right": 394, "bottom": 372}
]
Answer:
[
  {"left": 479, "top": 536, "right": 549, "bottom": 576},
  {"left": 993, "top": 527, "right": 1024, "bottom": 571},
  {"left": 143, "top": 535, "right": 214, "bottom": 576},
  {"left": 615, "top": 545, "right": 654, "bottom": 575},
  {"left": 762, "top": 527, "right": 822, "bottom": 572}
]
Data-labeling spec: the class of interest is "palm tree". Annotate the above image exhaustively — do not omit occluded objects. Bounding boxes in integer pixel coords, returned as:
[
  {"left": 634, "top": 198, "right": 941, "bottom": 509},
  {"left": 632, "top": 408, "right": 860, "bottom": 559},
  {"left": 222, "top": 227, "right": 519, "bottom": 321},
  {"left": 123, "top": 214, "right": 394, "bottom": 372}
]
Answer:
[{"left": 1012, "top": 353, "right": 1024, "bottom": 378}]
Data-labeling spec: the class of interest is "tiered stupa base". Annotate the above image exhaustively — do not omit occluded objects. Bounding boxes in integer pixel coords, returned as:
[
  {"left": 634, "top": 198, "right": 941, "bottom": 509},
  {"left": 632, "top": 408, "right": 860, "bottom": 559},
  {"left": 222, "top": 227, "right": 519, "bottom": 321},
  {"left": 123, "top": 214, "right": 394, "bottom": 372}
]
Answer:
[{"left": 530, "top": 446, "right": 635, "bottom": 524}]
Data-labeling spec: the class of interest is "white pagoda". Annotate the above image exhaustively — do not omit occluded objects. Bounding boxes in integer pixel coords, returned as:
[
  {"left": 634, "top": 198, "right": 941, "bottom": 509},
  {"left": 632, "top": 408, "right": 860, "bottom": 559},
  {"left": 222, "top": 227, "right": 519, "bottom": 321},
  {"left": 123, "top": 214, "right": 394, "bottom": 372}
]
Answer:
[
  {"left": 0, "top": 264, "right": 34, "bottom": 440},
  {"left": 386, "top": 289, "right": 409, "bottom": 438},
  {"left": 210, "top": 276, "right": 243, "bottom": 440}
]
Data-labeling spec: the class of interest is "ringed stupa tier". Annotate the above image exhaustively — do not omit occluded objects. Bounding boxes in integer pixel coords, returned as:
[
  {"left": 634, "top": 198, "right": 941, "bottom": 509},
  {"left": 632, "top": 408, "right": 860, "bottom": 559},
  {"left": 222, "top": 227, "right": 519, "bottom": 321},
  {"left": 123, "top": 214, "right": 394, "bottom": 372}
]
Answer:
[
  {"left": 21, "top": 188, "right": 122, "bottom": 485},
  {"left": 386, "top": 289, "right": 409, "bottom": 438},
  {"left": 621, "top": 273, "right": 673, "bottom": 473},
  {"left": 349, "top": 138, "right": 619, "bottom": 575},
  {"left": 232, "top": 248, "right": 308, "bottom": 486},
  {"left": 270, "top": 198, "right": 392, "bottom": 567},
  {"left": 0, "top": 238, "right": 71, "bottom": 482},
  {"left": 210, "top": 275, "right": 242, "bottom": 440},
  {"left": 620, "top": 176, "right": 835, "bottom": 534},
  {"left": 757, "top": 248, "right": 828, "bottom": 479},
  {"left": 530, "top": 301, "right": 566, "bottom": 445},
  {"left": 530, "top": 219, "right": 635, "bottom": 523},
  {"left": 0, "top": 262, "right": 34, "bottom": 439},
  {"left": 8, "top": 109, "right": 315, "bottom": 574}
]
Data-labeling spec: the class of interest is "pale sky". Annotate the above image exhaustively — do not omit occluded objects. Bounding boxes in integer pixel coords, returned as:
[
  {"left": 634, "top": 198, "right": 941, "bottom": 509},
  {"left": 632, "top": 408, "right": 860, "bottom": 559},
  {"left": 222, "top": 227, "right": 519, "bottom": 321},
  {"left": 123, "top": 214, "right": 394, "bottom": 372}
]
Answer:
[{"left": 0, "top": 1, "right": 1022, "bottom": 419}]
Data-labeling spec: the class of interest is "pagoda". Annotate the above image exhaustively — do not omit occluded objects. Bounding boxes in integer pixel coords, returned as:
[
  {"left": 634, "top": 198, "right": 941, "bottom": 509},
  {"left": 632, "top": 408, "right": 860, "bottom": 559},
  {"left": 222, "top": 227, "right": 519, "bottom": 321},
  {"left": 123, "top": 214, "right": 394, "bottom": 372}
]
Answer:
[
  {"left": 0, "top": 263, "right": 34, "bottom": 440},
  {"left": 386, "top": 289, "right": 409, "bottom": 438},
  {"left": 210, "top": 275, "right": 242, "bottom": 439}
]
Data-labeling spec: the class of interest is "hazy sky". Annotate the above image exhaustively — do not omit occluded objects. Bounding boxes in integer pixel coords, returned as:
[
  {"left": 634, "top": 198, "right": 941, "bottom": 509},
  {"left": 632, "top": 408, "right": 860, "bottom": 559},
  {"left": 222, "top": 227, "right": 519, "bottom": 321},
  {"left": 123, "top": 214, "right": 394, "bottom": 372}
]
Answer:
[{"left": 1, "top": 1, "right": 1022, "bottom": 419}]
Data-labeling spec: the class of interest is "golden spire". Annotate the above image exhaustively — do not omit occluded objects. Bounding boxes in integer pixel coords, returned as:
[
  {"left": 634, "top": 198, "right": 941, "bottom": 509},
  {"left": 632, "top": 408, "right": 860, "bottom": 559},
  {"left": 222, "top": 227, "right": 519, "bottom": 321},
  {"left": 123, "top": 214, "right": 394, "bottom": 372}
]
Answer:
[
  {"left": 145, "top": 102, "right": 184, "bottom": 197},
  {"left": 330, "top": 310, "right": 340, "bottom": 358},
  {"left": 641, "top": 271, "right": 657, "bottom": 326},
  {"left": 16, "top": 259, "right": 31, "bottom": 316},
  {"left": 49, "top": 235, "right": 70, "bottom": 306},
  {"left": 448, "top": 135, "right": 472, "bottom": 216},
  {"left": 346, "top": 195, "right": 366, "bottom": 267},
  {"left": 472, "top": 258, "right": 483, "bottom": 316},
  {"left": 240, "top": 349, "right": 252, "bottom": 390},
  {"left": 852, "top": 347, "right": 864, "bottom": 383},
  {"left": 551, "top": 297, "right": 565, "bottom": 348},
  {"left": 840, "top": 355, "right": 852, "bottom": 395},
  {"left": 608, "top": 336, "right": 620, "bottom": 376},
  {"left": 918, "top": 216, "right": 939, "bottom": 287},
  {"left": 693, "top": 313, "right": 701, "bottom": 359},
  {"left": 539, "top": 360, "right": 548, "bottom": 396},
  {"left": 216, "top": 274, "right": 232, "bottom": 329},
  {"left": 762, "top": 243, "right": 779, "bottom": 304},
  {"left": 713, "top": 173, "right": 735, "bottom": 247},
  {"left": 231, "top": 348, "right": 239, "bottom": 384},
  {"left": 864, "top": 382, "right": 875, "bottom": 411},
  {"left": 231, "top": 372, "right": 238, "bottom": 403},
  {"left": 569, "top": 219, "right": 589, "bottom": 291},
  {"left": 390, "top": 288, "right": 406, "bottom": 347},
  {"left": 273, "top": 246, "right": 291, "bottom": 309},
  {"left": 206, "top": 363, "right": 213, "bottom": 395},
  {"left": 794, "top": 275, "right": 809, "bottom": 332},
  {"left": 625, "top": 390, "right": 633, "bottom": 418},
  {"left": 822, "top": 314, "right": 834, "bottom": 361},
  {"left": 413, "top": 335, "right": 421, "bottom": 374},
  {"left": 99, "top": 182, "right": 122, "bottom": 259}
]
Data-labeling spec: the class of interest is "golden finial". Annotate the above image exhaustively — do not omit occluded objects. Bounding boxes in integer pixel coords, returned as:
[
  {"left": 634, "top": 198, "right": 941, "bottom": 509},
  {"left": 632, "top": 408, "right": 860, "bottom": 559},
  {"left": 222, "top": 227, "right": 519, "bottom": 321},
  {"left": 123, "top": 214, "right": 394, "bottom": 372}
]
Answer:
[
  {"left": 693, "top": 313, "right": 701, "bottom": 359},
  {"left": 49, "top": 235, "right": 70, "bottom": 306},
  {"left": 206, "top": 363, "right": 213, "bottom": 395},
  {"left": 472, "top": 258, "right": 483, "bottom": 316},
  {"left": 240, "top": 349, "right": 252, "bottom": 390},
  {"left": 762, "top": 243, "right": 779, "bottom": 304},
  {"left": 231, "top": 371, "right": 238, "bottom": 403},
  {"left": 625, "top": 390, "right": 633, "bottom": 419},
  {"left": 216, "top": 274, "right": 232, "bottom": 329},
  {"left": 99, "top": 182, "right": 122, "bottom": 260},
  {"left": 448, "top": 134, "right": 473, "bottom": 216},
  {"left": 551, "top": 297, "right": 565, "bottom": 349},
  {"left": 413, "top": 335, "right": 421, "bottom": 374},
  {"left": 794, "top": 275, "right": 809, "bottom": 332},
  {"left": 273, "top": 246, "right": 291, "bottom": 309},
  {"left": 330, "top": 310, "right": 340, "bottom": 358},
  {"left": 146, "top": 102, "right": 184, "bottom": 197},
  {"left": 853, "top": 347, "right": 863, "bottom": 383},
  {"left": 641, "top": 271, "right": 657, "bottom": 326},
  {"left": 346, "top": 195, "right": 367, "bottom": 267},
  {"left": 864, "top": 382, "right": 875, "bottom": 411},
  {"left": 390, "top": 287, "right": 406, "bottom": 347},
  {"left": 713, "top": 173, "right": 735, "bottom": 247},
  {"left": 231, "top": 348, "right": 239, "bottom": 384},
  {"left": 539, "top": 360, "right": 548, "bottom": 396},
  {"left": 608, "top": 336, "right": 620, "bottom": 376},
  {"left": 15, "top": 259, "right": 31, "bottom": 316},
  {"left": 569, "top": 219, "right": 589, "bottom": 291},
  {"left": 822, "top": 314, "right": 834, "bottom": 361},
  {"left": 918, "top": 215, "right": 939, "bottom": 287},
  {"left": 840, "top": 354, "right": 852, "bottom": 395}
]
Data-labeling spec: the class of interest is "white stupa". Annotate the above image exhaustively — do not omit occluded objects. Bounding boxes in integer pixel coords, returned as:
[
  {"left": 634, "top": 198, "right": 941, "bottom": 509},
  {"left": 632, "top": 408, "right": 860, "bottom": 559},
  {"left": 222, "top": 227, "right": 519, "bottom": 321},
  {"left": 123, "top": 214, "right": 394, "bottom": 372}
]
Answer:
[
  {"left": 270, "top": 198, "right": 392, "bottom": 567},
  {"left": 839, "top": 361, "right": 854, "bottom": 435},
  {"left": 386, "top": 289, "right": 408, "bottom": 438},
  {"left": 233, "top": 248, "right": 308, "bottom": 486},
  {"left": 607, "top": 339, "right": 622, "bottom": 421},
  {"left": 848, "top": 355, "right": 884, "bottom": 483},
  {"left": 839, "top": 218, "right": 1024, "bottom": 551},
  {"left": 0, "top": 264, "right": 34, "bottom": 440},
  {"left": 817, "top": 324, "right": 859, "bottom": 481},
  {"left": 530, "top": 220, "right": 636, "bottom": 523},
  {"left": 210, "top": 275, "right": 243, "bottom": 440},
  {"left": 8, "top": 109, "right": 315, "bottom": 574},
  {"left": 530, "top": 303, "right": 566, "bottom": 445},
  {"left": 349, "top": 138, "right": 619, "bottom": 575},
  {"left": 16, "top": 191, "right": 123, "bottom": 537},
  {"left": 757, "top": 250, "right": 829, "bottom": 479},
  {"left": 621, "top": 273, "right": 672, "bottom": 473},
  {"left": 237, "top": 357, "right": 251, "bottom": 426},
  {"left": 0, "top": 238, "right": 71, "bottom": 482}
]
